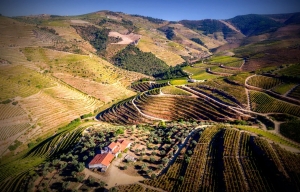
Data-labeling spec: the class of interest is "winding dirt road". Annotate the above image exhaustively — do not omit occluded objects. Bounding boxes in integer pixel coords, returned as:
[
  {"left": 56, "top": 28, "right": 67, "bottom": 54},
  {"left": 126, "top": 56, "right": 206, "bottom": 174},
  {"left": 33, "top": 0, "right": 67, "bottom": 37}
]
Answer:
[{"left": 132, "top": 97, "right": 168, "bottom": 121}]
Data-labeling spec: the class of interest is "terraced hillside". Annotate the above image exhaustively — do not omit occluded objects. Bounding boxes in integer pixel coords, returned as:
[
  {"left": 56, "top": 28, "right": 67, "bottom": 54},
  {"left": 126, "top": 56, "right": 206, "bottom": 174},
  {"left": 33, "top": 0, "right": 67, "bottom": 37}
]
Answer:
[
  {"left": 247, "top": 75, "right": 282, "bottom": 89},
  {"left": 19, "top": 47, "right": 145, "bottom": 102},
  {"left": 0, "top": 67, "right": 102, "bottom": 155},
  {"left": 0, "top": 16, "right": 56, "bottom": 48},
  {"left": 97, "top": 87, "right": 248, "bottom": 124},
  {"left": 288, "top": 85, "right": 300, "bottom": 100},
  {"left": 190, "top": 78, "right": 248, "bottom": 107},
  {"left": 0, "top": 124, "right": 86, "bottom": 191},
  {"left": 187, "top": 84, "right": 243, "bottom": 107},
  {"left": 249, "top": 91, "right": 300, "bottom": 117},
  {"left": 131, "top": 81, "right": 169, "bottom": 92},
  {"left": 234, "top": 39, "right": 300, "bottom": 71},
  {"left": 138, "top": 126, "right": 300, "bottom": 192},
  {"left": 134, "top": 93, "right": 238, "bottom": 121},
  {"left": 208, "top": 55, "right": 244, "bottom": 68},
  {"left": 0, "top": 15, "right": 148, "bottom": 156},
  {"left": 21, "top": 47, "right": 146, "bottom": 85},
  {"left": 97, "top": 97, "right": 154, "bottom": 125}
]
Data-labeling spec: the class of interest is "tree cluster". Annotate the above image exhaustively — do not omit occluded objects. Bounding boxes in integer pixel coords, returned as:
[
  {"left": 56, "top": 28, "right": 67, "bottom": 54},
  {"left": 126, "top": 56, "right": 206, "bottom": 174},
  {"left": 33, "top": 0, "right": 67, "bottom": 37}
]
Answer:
[
  {"left": 112, "top": 44, "right": 169, "bottom": 76},
  {"left": 98, "top": 18, "right": 136, "bottom": 32},
  {"left": 190, "top": 38, "right": 207, "bottom": 48},
  {"left": 153, "top": 63, "right": 188, "bottom": 80},
  {"left": 39, "top": 26, "right": 58, "bottom": 35},
  {"left": 72, "top": 25, "right": 110, "bottom": 54},
  {"left": 131, "top": 14, "right": 165, "bottom": 24}
]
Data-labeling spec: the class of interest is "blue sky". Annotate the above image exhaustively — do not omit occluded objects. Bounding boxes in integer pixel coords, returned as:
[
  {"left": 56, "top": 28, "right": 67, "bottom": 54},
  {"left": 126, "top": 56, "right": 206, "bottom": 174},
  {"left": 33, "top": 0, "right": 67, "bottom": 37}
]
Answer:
[{"left": 0, "top": 0, "right": 300, "bottom": 20}]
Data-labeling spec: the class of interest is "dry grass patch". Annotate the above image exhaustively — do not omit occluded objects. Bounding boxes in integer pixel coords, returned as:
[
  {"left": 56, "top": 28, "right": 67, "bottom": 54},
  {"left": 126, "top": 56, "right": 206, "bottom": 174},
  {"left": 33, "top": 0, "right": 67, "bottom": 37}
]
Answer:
[
  {"left": 137, "top": 30, "right": 184, "bottom": 66},
  {"left": 53, "top": 73, "right": 134, "bottom": 103},
  {"left": 0, "top": 47, "right": 29, "bottom": 65},
  {"left": 0, "top": 65, "right": 56, "bottom": 101},
  {"left": 18, "top": 83, "right": 101, "bottom": 140},
  {"left": 0, "top": 17, "right": 56, "bottom": 47},
  {"left": 22, "top": 47, "right": 146, "bottom": 84},
  {"left": 161, "top": 86, "right": 191, "bottom": 96}
]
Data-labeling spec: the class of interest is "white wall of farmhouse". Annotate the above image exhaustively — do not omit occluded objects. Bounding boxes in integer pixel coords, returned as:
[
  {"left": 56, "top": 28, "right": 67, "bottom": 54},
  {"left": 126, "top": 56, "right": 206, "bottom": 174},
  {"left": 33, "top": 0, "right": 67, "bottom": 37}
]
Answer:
[{"left": 88, "top": 163, "right": 108, "bottom": 169}]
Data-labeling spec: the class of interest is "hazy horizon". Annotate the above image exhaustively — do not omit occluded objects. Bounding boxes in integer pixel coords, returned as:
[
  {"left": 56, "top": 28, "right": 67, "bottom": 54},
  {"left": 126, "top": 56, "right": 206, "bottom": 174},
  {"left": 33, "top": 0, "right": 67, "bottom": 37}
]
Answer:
[{"left": 1, "top": 0, "right": 300, "bottom": 21}]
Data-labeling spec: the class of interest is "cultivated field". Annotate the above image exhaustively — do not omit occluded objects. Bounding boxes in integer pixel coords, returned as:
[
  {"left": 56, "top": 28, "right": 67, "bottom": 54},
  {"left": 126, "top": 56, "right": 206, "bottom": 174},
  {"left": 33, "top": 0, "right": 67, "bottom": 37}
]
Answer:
[{"left": 142, "top": 125, "right": 300, "bottom": 191}]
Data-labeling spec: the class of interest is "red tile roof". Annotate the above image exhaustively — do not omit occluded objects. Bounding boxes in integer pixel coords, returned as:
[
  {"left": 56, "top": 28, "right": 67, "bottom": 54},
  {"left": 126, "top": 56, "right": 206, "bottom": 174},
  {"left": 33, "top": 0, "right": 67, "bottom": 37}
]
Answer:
[
  {"left": 89, "top": 153, "right": 114, "bottom": 167},
  {"left": 112, "top": 146, "right": 120, "bottom": 154},
  {"left": 107, "top": 139, "right": 132, "bottom": 153},
  {"left": 119, "top": 139, "right": 131, "bottom": 151},
  {"left": 108, "top": 142, "right": 118, "bottom": 150}
]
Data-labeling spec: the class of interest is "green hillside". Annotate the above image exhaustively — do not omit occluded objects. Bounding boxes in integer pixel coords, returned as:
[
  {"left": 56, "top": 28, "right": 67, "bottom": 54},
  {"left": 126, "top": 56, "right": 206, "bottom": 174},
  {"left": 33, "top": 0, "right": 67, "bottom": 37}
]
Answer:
[
  {"left": 179, "top": 19, "right": 239, "bottom": 39},
  {"left": 228, "top": 14, "right": 283, "bottom": 36},
  {"left": 112, "top": 44, "right": 169, "bottom": 76}
]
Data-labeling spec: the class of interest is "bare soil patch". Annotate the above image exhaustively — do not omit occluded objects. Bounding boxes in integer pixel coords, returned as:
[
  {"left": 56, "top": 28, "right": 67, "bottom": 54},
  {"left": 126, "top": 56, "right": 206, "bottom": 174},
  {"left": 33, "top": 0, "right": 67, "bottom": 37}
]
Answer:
[
  {"left": 109, "top": 32, "right": 141, "bottom": 45},
  {"left": 70, "top": 20, "right": 90, "bottom": 24}
]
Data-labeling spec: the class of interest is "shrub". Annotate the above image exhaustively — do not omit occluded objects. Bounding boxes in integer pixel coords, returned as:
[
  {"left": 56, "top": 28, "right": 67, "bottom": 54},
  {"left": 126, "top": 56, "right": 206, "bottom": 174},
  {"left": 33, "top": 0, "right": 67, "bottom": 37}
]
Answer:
[
  {"left": 80, "top": 113, "right": 93, "bottom": 119},
  {"left": 118, "top": 153, "right": 122, "bottom": 158},
  {"left": 27, "top": 142, "right": 35, "bottom": 148},
  {"left": 151, "top": 174, "right": 156, "bottom": 179},
  {"left": 232, "top": 119, "right": 248, "bottom": 125},
  {"left": 76, "top": 162, "right": 85, "bottom": 172},
  {"left": 1, "top": 99, "right": 11, "bottom": 104},
  {"left": 58, "top": 118, "right": 81, "bottom": 131},
  {"left": 12, "top": 101, "right": 18, "bottom": 105},
  {"left": 83, "top": 156, "right": 88, "bottom": 161},
  {"left": 115, "top": 128, "right": 124, "bottom": 135},
  {"left": 8, "top": 140, "right": 22, "bottom": 151},
  {"left": 76, "top": 174, "right": 85, "bottom": 182}
]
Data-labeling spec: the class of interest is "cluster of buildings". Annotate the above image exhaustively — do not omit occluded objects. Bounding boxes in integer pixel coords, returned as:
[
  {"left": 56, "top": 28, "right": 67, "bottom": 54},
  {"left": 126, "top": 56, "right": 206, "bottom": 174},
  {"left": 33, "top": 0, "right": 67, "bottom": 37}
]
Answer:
[{"left": 88, "top": 139, "right": 132, "bottom": 172}]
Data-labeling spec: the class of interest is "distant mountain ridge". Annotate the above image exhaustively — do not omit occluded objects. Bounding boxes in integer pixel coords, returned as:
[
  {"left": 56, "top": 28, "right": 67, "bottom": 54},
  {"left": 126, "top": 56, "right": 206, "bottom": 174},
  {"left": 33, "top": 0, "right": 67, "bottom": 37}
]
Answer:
[
  {"left": 11, "top": 11, "right": 300, "bottom": 67},
  {"left": 177, "top": 12, "right": 300, "bottom": 37}
]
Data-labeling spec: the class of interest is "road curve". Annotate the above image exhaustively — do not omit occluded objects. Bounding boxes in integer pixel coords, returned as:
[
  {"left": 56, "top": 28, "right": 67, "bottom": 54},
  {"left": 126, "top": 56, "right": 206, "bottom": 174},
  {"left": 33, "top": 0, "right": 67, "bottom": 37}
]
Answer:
[{"left": 132, "top": 97, "right": 168, "bottom": 121}]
